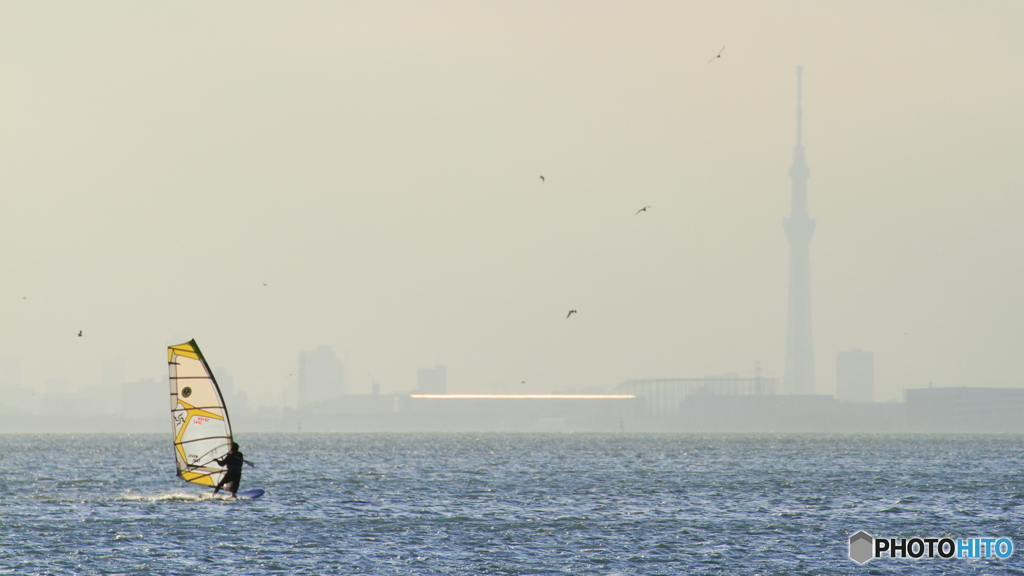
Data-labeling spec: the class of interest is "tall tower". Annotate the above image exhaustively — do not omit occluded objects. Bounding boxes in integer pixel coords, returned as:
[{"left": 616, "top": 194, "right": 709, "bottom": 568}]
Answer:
[{"left": 783, "top": 66, "right": 816, "bottom": 395}]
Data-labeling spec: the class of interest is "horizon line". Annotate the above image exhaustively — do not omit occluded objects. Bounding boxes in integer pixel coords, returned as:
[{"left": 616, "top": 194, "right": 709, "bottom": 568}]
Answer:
[{"left": 409, "top": 394, "right": 636, "bottom": 400}]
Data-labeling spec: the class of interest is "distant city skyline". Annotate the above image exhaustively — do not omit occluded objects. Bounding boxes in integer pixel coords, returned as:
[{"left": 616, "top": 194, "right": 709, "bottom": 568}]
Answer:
[{"left": 2, "top": 2, "right": 1023, "bottom": 418}]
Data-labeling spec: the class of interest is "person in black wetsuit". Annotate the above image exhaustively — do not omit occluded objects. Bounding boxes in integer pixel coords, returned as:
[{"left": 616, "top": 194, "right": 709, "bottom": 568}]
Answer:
[{"left": 213, "top": 442, "right": 244, "bottom": 497}]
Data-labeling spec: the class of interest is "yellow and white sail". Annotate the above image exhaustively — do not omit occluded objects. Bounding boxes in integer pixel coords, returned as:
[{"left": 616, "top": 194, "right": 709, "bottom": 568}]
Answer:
[{"left": 167, "top": 340, "right": 233, "bottom": 487}]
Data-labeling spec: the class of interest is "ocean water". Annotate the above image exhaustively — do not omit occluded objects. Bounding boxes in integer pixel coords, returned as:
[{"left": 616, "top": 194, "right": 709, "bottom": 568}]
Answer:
[{"left": 2, "top": 434, "right": 1024, "bottom": 575}]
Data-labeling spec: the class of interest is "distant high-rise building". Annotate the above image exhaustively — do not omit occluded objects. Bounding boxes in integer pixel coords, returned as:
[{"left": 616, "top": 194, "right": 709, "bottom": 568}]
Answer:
[
  {"left": 101, "top": 359, "right": 125, "bottom": 389},
  {"left": 213, "top": 367, "right": 248, "bottom": 416},
  {"left": 416, "top": 365, "right": 447, "bottom": 394},
  {"left": 783, "top": 66, "right": 816, "bottom": 395},
  {"left": 0, "top": 359, "right": 30, "bottom": 415},
  {"left": 298, "top": 346, "right": 346, "bottom": 407},
  {"left": 121, "top": 378, "right": 162, "bottom": 420},
  {"left": 836, "top": 350, "right": 874, "bottom": 403},
  {"left": 0, "top": 359, "right": 21, "bottom": 389}
]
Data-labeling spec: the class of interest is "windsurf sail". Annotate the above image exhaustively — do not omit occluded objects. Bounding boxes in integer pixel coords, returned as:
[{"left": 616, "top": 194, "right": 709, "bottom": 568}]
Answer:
[{"left": 167, "top": 340, "right": 233, "bottom": 487}]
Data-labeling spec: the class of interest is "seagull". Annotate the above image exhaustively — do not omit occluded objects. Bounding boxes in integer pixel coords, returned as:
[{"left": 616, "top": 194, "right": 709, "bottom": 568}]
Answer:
[
  {"left": 635, "top": 206, "right": 650, "bottom": 215},
  {"left": 78, "top": 330, "right": 82, "bottom": 337},
  {"left": 539, "top": 176, "right": 545, "bottom": 183},
  {"left": 566, "top": 310, "right": 577, "bottom": 319},
  {"left": 708, "top": 46, "right": 725, "bottom": 63}
]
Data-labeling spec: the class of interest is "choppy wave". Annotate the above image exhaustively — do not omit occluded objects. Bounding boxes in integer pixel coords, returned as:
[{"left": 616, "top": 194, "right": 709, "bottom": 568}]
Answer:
[
  {"left": 2, "top": 433, "right": 1023, "bottom": 575},
  {"left": 119, "top": 490, "right": 220, "bottom": 502}
]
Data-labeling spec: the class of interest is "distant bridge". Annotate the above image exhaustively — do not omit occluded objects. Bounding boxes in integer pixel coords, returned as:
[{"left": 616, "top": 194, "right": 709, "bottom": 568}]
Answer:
[{"left": 614, "top": 377, "right": 778, "bottom": 416}]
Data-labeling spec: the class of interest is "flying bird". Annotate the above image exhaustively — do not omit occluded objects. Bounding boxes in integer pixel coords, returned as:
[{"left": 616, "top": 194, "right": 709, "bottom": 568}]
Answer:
[
  {"left": 708, "top": 46, "right": 725, "bottom": 63},
  {"left": 77, "top": 330, "right": 82, "bottom": 337},
  {"left": 263, "top": 283, "right": 268, "bottom": 286},
  {"left": 566, "top": 310, "right": 577, "bottom": 319},
  {"left": 539, "top": 176, "right": 545, "bottom": 183},
  {"left": 635, "top": 206, "right": 650, "bottom": 215}
]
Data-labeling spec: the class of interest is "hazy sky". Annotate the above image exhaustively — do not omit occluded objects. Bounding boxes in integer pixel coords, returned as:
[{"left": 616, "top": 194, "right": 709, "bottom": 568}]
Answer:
[{"left": 2, "top": 1, "right": 1022, "bottom": 405}]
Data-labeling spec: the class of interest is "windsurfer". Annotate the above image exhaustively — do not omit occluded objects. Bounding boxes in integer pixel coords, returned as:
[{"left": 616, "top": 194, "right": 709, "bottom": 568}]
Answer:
[{"left": 213, "top": 442, "right": 244, "bottom": 497}]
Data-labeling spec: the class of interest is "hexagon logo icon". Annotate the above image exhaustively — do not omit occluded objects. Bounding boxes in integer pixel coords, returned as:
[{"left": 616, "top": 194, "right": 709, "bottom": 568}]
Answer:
[{"left": 849, "top": 531, "right": 874, "bottom": 564}]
